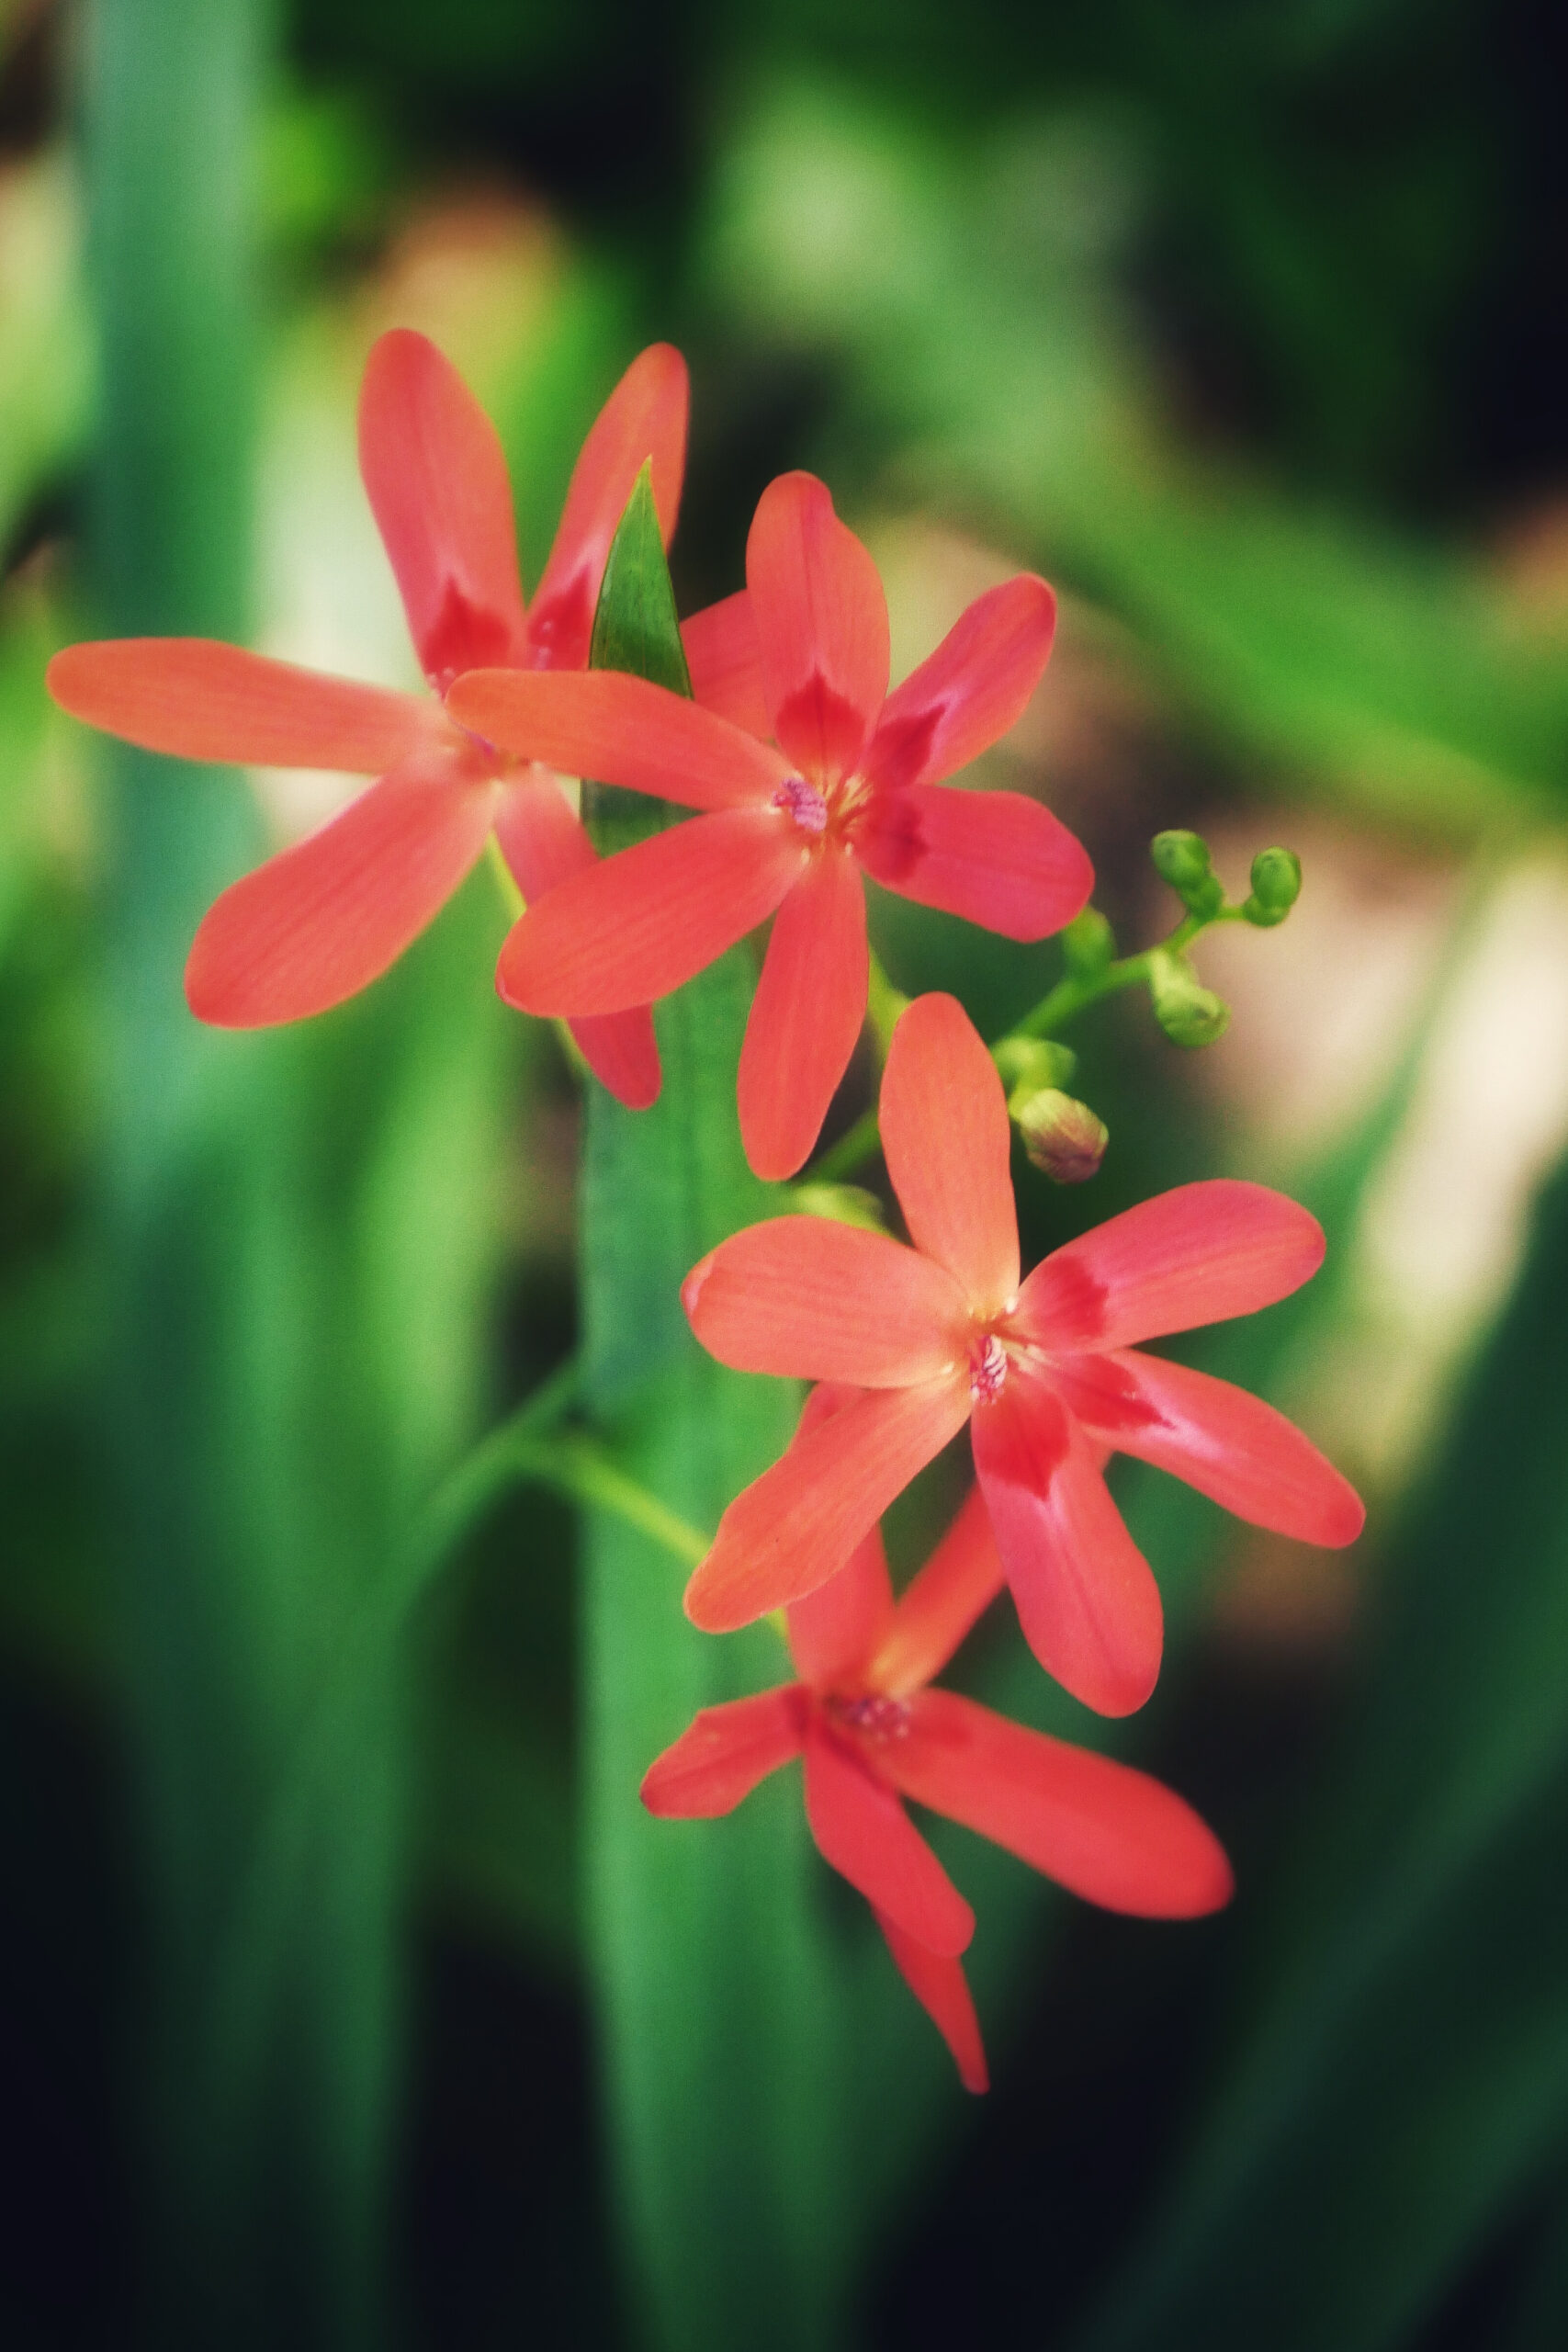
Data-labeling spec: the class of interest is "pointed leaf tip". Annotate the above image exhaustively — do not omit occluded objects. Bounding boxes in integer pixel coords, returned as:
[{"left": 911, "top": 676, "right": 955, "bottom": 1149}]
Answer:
[{"left": 590, "top": 464, "right": 693, "bottom": 699}]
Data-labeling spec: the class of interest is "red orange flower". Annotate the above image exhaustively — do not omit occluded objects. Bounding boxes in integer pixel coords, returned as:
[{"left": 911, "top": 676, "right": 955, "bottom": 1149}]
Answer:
[
  {"left": 47, "top": 332, "right": 691, "bottom": 1107},
  {"left": 643, "top": 1390, "right": 1234, "bottom": 2091},
  {"left": 681, "top": 992, "right": 1364, "bottom": 1714},
  {"left": 446, "top": 472, "right": 1093, "bottom": 1178}
]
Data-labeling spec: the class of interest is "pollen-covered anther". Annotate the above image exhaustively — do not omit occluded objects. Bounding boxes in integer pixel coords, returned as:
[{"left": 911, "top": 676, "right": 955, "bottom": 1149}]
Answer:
[
  {"left": 772, "top": 775, "right": 829, "bottom": 835},
  {"left": 829, "top": 1693, "right": 911, "bottom": 1741},
  {"left": 969, "top": 1332, "right": 1009, "bottom": 1404}
]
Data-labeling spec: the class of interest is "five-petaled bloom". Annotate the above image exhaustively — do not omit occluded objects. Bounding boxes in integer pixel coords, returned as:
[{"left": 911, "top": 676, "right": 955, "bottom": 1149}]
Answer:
[
  {"left": 681, "top": 991, "right": 1365, "bottom": 1714},
  {"left": 47, "top": 331, "right": 692, "bottom": 1107},
  {"left": 643, "top": 1388, "right": 1234, "bottom": 2091},
  {"left": 446, "top": 470, "right": 1094, "bottom": 1178}
]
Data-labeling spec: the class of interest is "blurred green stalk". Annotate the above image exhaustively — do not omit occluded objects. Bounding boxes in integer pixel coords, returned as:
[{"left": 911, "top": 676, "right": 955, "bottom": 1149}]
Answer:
[
  {"left": 82, "top": 3, "right": 401, "bottom": 2343},
  {"left": 580, "top": 483, "right": 847, "bottom": 2349}
]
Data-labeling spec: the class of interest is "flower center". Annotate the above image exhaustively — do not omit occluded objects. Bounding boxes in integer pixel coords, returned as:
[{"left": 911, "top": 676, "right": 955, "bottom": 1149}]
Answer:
[
  {"left": 969, "top": 1332, "right": 1009, "bottom": 1404},
  {"left": 828, "top": 1693, "right": 911, "bottom": 1741},
  {"left": 772, "top": 775, "right": 829, "bottom": 835}
]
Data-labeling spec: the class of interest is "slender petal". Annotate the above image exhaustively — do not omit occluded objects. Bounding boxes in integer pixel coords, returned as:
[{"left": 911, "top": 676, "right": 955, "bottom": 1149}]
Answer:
[
  {"left": 971, "top": 1369, "right": 1163, "bottom": 1716},
  {"left": 862, "top": 575, "right": 1057, "bottom": 794},
  {"left": 47, "top": 639, "right": 435, "bottom": 773},
  {"left": 682, "top": 591, "right": 772, "bottom": 738},
  {"left": 1013, "top": 1180, "right": 1327, "bottom": 1354},
  {"left": 494, "top": 767, "right": 660, "bottom": 1108},
  {"left": 858, "top": 783, "right": 1093, "bottom": 943},
  {"left": 640, "top": 1688, "right": 805, "bottom": 1817},
  {"left": 870, "top": 1485, "right": 1005, "bottom": 1697},
  {"left": 738, "top": 849, "right": 869, "bottom": 1181},
  {"left": 497, "top": 806, "right": 807, "bottom": 1017},
  {"left": 682, "top": 1216, "right": 964, "bottom": 1385},
  {"left": 783, "top": 1385, "right": 897, "bottom": 1695},
  {"left": 685, "top": 1376, "right": 972, "bottom": 1632},
  {"left": 880, "top": 993, "right": 1020, "bottom": 1317},
  {"left": 527, "top": 344, "right": 690, "bottom": 669},
  {"left": 788, "top": 1532, "right": 896, "bottom": 1693},
  {"left": 448, "top": 668, "right": 791, "bottom": 810},
  {"left": 887, "top": 1690, "right": 1234, "bottom": 1918},
  {"left": 803, "top": 1718, "right": 973, "bottom": 1956},
  {"left": 746, "top": 472, "right": 889, "bottom": 782},
  {"left": 875, "top": 1909, "right": 988, "bottom": 2093},
  {"left": 1060, "top": 1348, "right": 1365, "bottom": 1546},
  {"left": 358, "top": 329, "right": 528, "bottom": 688},
  {"left": 186, "top": 756, "right": 500, "bottom": 1027}
]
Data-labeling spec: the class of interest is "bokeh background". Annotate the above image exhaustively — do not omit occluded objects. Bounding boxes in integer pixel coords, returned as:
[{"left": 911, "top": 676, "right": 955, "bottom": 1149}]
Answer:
[{"left": 6, "top": 0, "right": 1568, "bottom": 2345}]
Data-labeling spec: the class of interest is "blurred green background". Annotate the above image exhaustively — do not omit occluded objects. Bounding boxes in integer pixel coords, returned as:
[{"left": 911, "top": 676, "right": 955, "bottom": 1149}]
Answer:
[{"left": 6, "top": 0, "right": 1568, "bottom": 2345}]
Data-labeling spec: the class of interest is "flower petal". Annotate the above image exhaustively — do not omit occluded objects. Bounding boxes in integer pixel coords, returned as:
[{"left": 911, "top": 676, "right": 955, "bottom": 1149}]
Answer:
[
  {"left": 640, "top": 1687, "right": 805, "bottom": 1817},
  {"left": 1013, "top": 1179, "right": 1328, "bottom": 1353},
  {"left": 1059, "top": 1349, "right": 1365, "bottom": 1547},
  {"left": 803, "top": 1717, "right": 973, "bottom": 1956},
  {"left": 869, "top": 1485, "right": 1005, "bottom": 1697},
  {"left": 886, "top": 1690, "right": 1233, "bottom": 1918},
  {"left": 746, "top": 472, "right": 889, "bottom": 782},
  {"left": 684, "top": 1376, "right": 972, "bottom": 1632},
  {"left": 788, "top": 1534, "right": 896, "bottom": 1694},
  {"left": 880, "top": 992, "right": 1020, "bottom": 1317},
  {"left": 858, "top": 783, "right": 1093, "bottom": 943},
  {"left": 495, "top": 766, "right": 660, "bottom": 1108},
  {"left": 738, "top": 849, "right": 868, "bottom": 1181},
  {"left": 497, "top": 806, "right": 807, "bottom": 1017},
  {"left": 357, "top": 329, "right": 528, "bottom": 689},
  {"left": 862, "top": 574, "right": 1057, "bottom": 794},
  {"left": 784, "top": 1388, "right": 897, "bottom": 1690},
  {"left": 682, "top": 591, "right": 772, "bottom": 738},
  {"left": 447, "top": 668, "right": 790, "bottom": 810},
  {"left": 47, "top": 639, "right": 435, "bottom": 772},
  {"left": 186, "top": 756, "right": 499, "bottom": 1027},
  {"left": 971, "top": 1369, "right": 1163, "bottom": 1716},
  {"left": 682, "top": 1216, "right": 964, "bottom": 1385},
  {"left": 526, "top": 343, "right": 690, "bottom": 670},
  {"left": 874, "top": 1909, "right": 988, "bottom": 2093}
]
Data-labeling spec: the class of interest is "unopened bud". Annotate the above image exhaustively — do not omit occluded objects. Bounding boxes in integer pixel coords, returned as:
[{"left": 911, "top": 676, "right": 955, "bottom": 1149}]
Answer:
[
  {"left": 1016, "top": 1089, "right": 1109, "bottom": 1183},
  {"left": 1062, "top": 905, "right": 1115, "bottom": 977},
  {"left": 1242, "top": 845, "right": 1302, "bottom": 927},
  {"left": 1148, "top": 948, "right": 1230, "bottom": 1047},
  {"left": 790, "top": 1182, "right": 886, "bottom": 1233},
  {"left": 1151, "top": 830, "right": 1224, "bottom": 919}
]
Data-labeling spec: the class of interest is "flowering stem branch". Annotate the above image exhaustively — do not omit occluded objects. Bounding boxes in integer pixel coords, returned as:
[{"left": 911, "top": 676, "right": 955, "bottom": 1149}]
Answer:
[
  {"left": 813, "top": 899, "right": 1244, "bottom": 1183},
  {"left": 1010, "top": 904, "right": 1243, "bottom": 1040}
]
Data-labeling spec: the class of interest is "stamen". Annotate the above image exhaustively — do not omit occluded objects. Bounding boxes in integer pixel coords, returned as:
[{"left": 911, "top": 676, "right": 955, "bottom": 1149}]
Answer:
[
  {"left": 772, "top": 775, "right": 829, "bottom": 835},
  {"left": 969, "top": 1333, "right": 1009, "bottom": 1405},
  {"left": 829, "top": 1693, "right": 911, "bottom": 1741}
]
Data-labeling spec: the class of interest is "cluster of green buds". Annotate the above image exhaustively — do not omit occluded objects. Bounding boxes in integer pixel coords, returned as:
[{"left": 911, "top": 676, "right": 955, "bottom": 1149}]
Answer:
[
  {"left": 989, "top": 831, "right": 1303, "bottom": 1188},
  {"left": 1147, "top": 831, "right": 1301, "bottom": 1046}
]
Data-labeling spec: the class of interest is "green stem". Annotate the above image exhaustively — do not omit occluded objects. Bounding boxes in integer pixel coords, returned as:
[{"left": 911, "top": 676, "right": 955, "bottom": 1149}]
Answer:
[
  {"left": 576, "top": 472, "right": 850, "bottom": 2349},
  {"left": 818, "top": 903, "right": 1241, "bottom": 1179}
]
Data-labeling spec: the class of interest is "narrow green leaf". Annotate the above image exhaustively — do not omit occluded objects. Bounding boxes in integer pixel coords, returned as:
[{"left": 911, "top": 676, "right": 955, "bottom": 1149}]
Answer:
[
  {"left": 588, "top": 459, "right": 694, "bottom": 696},
  {"left": 1066, "top": 1148, "right": 1568, "bottom": 2352},
  {"left": 580, "top": 476, "right": 852, "bottom": 2349}
]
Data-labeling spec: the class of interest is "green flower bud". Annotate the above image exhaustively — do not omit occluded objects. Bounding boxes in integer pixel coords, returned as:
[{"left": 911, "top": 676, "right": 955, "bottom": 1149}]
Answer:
[
  {"left": 994, "top": 1035, "right": 1077, "bottom": 1106},
  {"left": 1242, "top": 845, "right": 1303, "bottom": 928},
  {"left": 1151, "top": 829, "right": 1224, "bottom": 919},
  {"left": 1061, "top": 905, "right": 1115, "bottom": 977},
  {"left": 789, "top": 1182, "right": 886, "bottom": 1233},
  {"left": 1015, "top": 1089, "right": 1109, "bottom": 1184},
  {"left": 1148, "top": 948, "right": 1230, "bottom": 1047}
]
